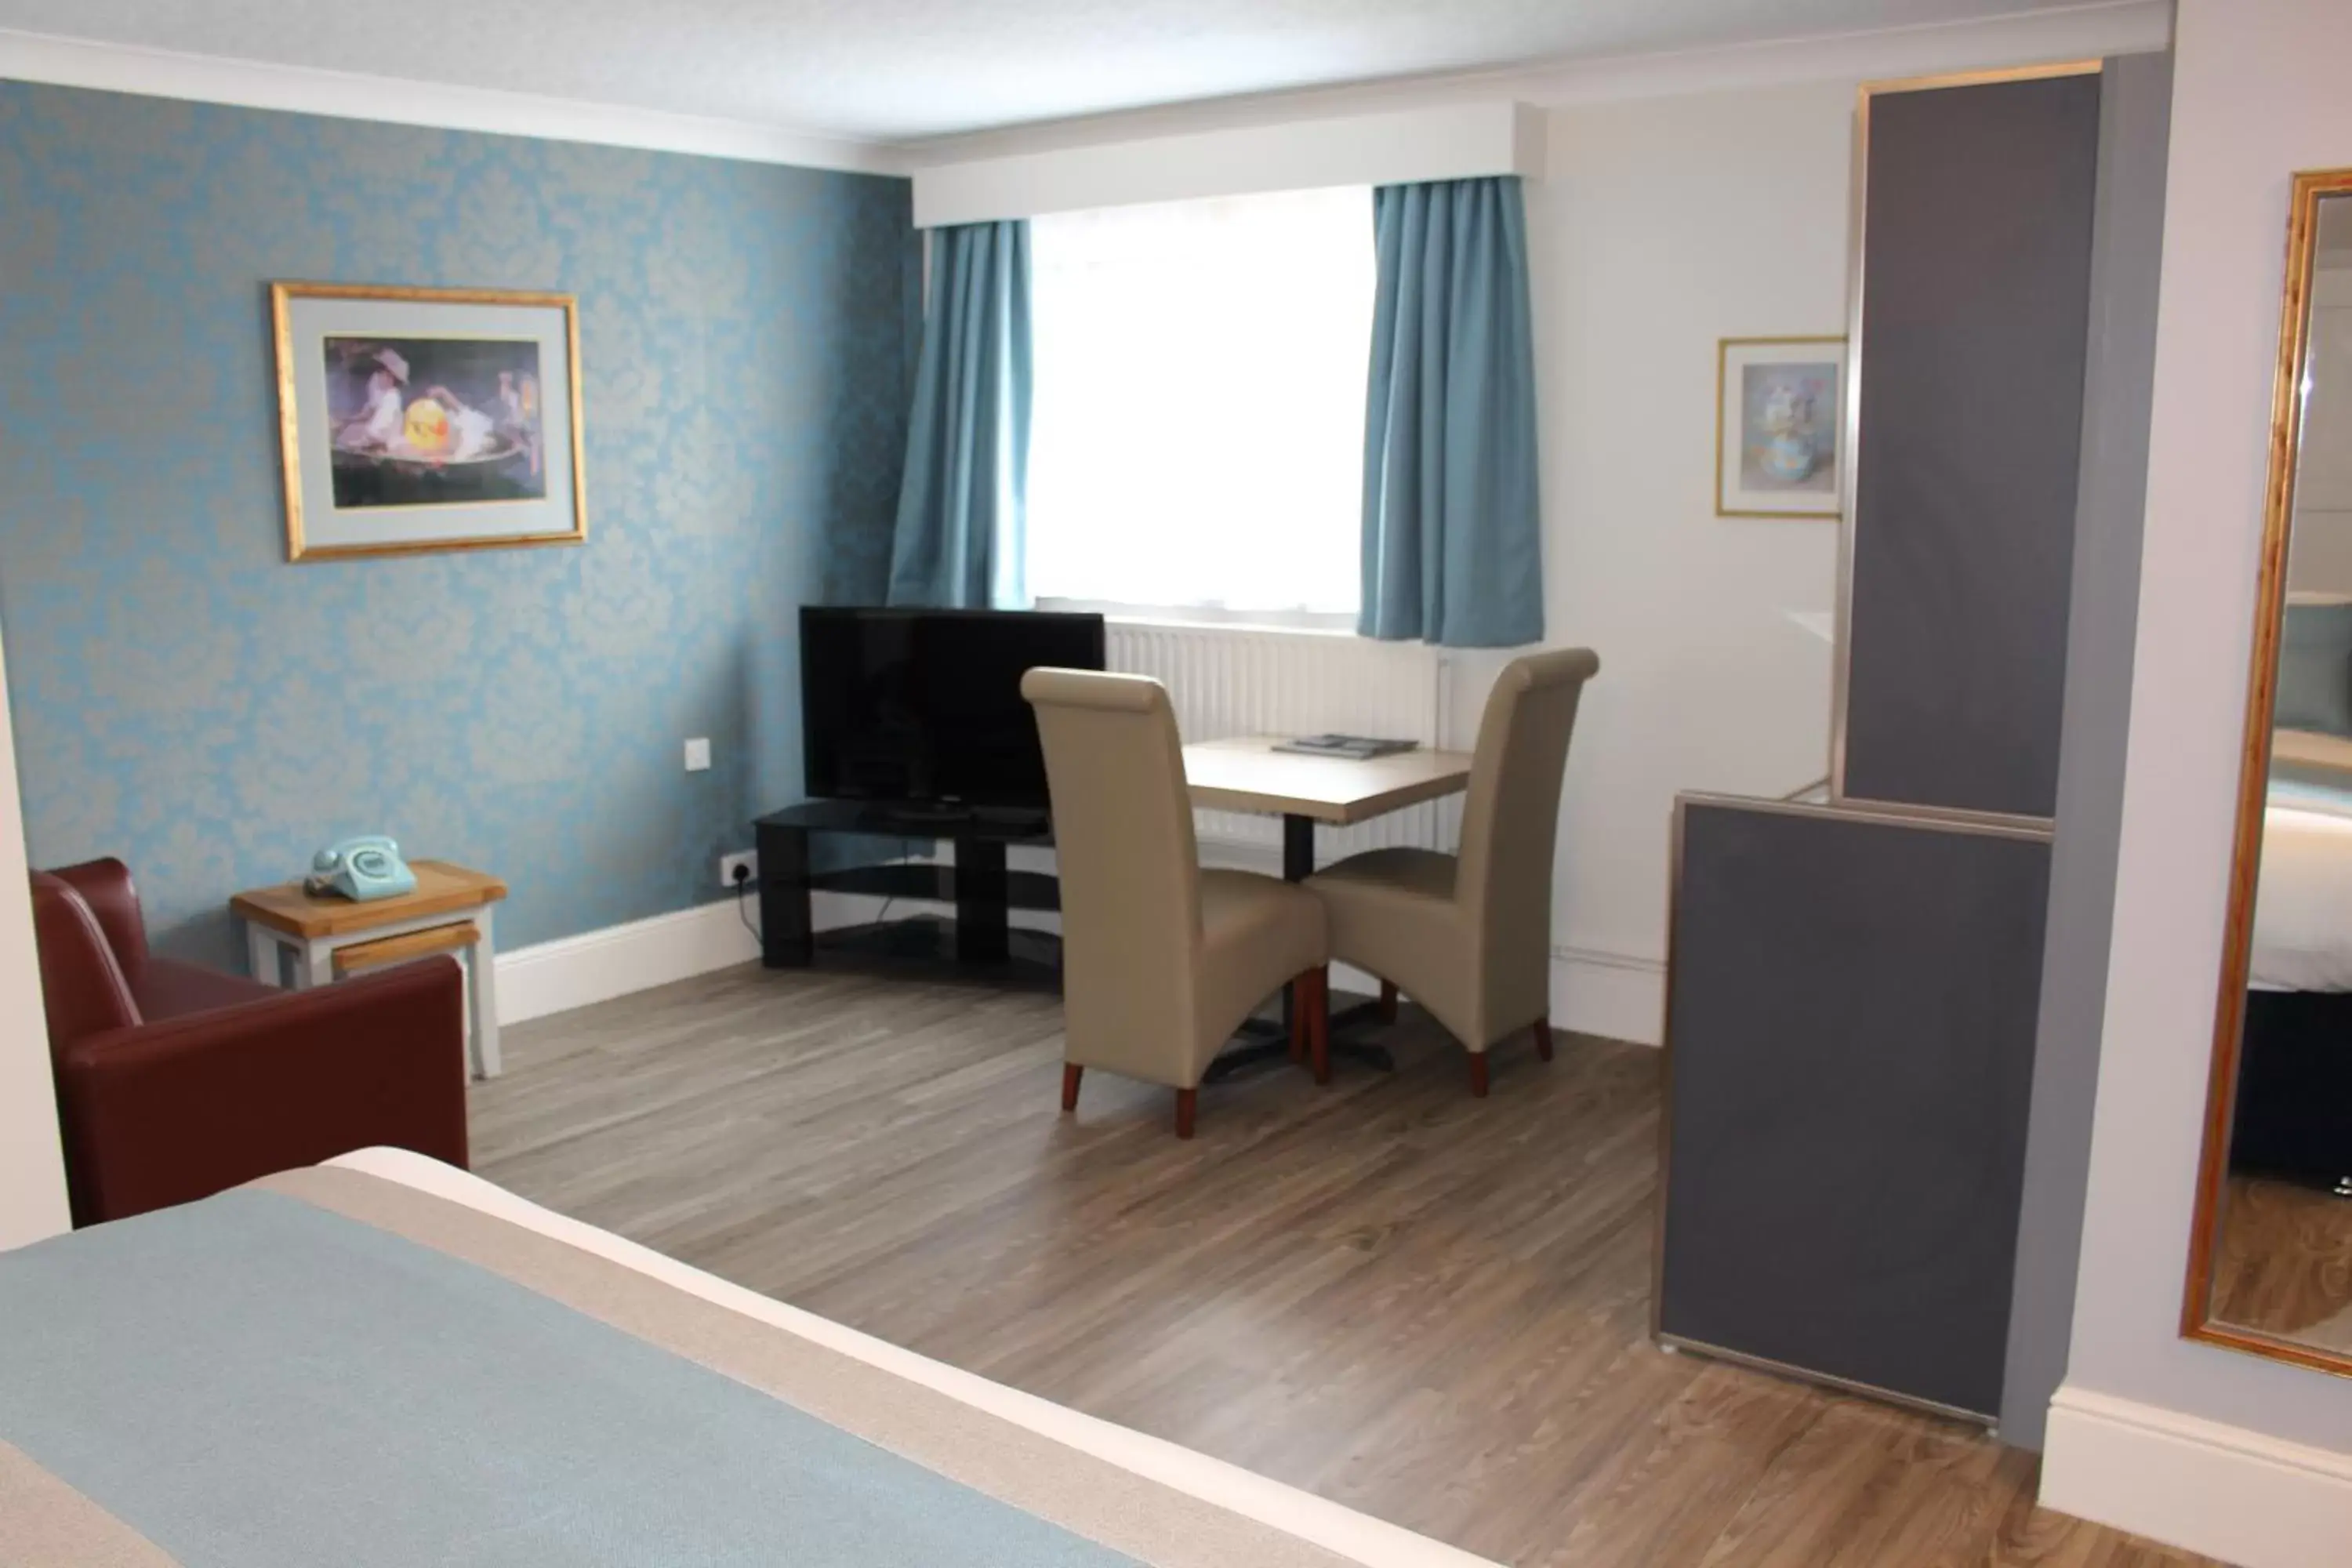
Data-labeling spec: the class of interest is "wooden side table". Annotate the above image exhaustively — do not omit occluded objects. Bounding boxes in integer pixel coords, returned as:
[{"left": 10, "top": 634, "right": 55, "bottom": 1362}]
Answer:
[{"left": 230, "top": 860, "right": 509, "bottom": 1080}]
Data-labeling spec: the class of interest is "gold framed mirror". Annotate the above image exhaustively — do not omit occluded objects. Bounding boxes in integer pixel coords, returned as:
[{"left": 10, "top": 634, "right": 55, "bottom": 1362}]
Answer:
[{"left": 2183, "top": 169, "right": 2352, "bottom": 1376}]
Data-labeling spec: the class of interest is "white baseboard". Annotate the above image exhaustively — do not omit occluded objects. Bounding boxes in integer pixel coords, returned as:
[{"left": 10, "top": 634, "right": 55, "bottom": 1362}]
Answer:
[
  {"left": 495, "top": 901, "right": 760, "bottom": 1026},
  {"left": 494, "top": 885, "right": 1070, "bottom": 1025},
  {"left": 495, "top": 881, "right": 1669, "bottom": 1050},
  {"left": 2041, "top": 1385, "right": 2352, "bottom": 1568},
  {"left": 1553, "top": 945, "right": 1664, "bottom": 1047}
]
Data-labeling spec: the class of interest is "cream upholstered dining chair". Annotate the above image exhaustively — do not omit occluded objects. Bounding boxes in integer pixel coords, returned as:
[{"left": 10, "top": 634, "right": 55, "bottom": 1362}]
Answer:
[
  {"left": 1306, "top": 648, "right": 1600, "bottom": 1097},
  {"left": 1022, "top": 668, "right": 1330, "bottom": 1138}
]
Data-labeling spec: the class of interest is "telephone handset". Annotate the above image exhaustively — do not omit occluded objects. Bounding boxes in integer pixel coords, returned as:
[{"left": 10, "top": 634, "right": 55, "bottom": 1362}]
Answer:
[{"left": 308, "top": 836, "right": 418, "bottom": 902}]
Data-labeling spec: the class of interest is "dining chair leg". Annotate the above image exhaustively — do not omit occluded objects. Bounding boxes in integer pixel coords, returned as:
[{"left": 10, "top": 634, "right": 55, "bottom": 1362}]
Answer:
[
  {"left": 1289, "top": 983, "right": 1306, "bottom": 1063},
  {"left": 1379, "top": 979, "right": 1399, "bottom": 1023},
  {"left": 1174, "top": 1087, "right": 1198, "bottom": 1140},
  {"left": 1309, "top": 966, "right": 1332, "bottom": 1087},
  {"left": 1061, "top": 1062, "right": 1083, "bottom": 1112},
  {"left": 1534, "top": 1015, "right": 1555, "bottom": 1062},
  {"left": 1468, "top": 1051, "right": 1490, "bottom": 1098}
]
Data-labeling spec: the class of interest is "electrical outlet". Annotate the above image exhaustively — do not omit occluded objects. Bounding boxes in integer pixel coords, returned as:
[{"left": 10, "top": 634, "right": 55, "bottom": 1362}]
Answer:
[
  {"left": 683, "top": 737, "right": 712, "bottom": 772},
  {"left": 718, "top": 851, "right": 757, "bottom": 889}
]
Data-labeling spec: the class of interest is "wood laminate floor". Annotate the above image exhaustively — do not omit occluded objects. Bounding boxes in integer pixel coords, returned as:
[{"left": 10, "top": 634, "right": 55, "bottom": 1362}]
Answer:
[
  {"left": 2209, "top": 1174, "right": 2352, "bottom": 1353},
  {"left": 471, "top": 962, "right": 2222, "bottom": 1568}
]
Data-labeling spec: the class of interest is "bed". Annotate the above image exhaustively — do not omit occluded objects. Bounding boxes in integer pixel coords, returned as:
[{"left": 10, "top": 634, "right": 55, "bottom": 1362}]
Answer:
[
  {"left": 0, "top": 1148, "right": 1494, "bottom": 1568},
  {"left": 2240, "top": 729, "right": 2352, "bottom": 1189}
]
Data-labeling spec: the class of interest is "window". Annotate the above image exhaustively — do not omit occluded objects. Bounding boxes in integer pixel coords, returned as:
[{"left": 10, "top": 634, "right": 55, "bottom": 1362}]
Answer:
[{"left": 1025, "top": 186, "right": 1376, "bottom": 622}]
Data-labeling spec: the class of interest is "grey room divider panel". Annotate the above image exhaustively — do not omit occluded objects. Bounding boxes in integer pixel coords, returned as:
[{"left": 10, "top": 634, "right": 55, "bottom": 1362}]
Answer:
[
  {"left": 1658, "top": 797, "right": 2051, "bottom": 1419},
  {"left": 1840, "top": 71, "right": 2103, "bottom": 818}
]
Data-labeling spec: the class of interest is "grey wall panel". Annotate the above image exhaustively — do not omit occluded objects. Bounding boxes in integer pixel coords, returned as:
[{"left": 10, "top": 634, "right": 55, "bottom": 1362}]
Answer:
[
  {"left": 1660, "top": 800, "right": 2050, "bottom": 1418},
  {"left": 2000, "top": 49, "right": 2172, "bottom": 1452},
  {"left": 1843, "top": 73, "right": 2103, "bottom": 817}
]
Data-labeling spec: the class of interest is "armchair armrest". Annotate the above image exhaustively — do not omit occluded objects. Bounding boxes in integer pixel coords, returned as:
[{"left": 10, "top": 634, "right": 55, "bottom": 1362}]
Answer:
[{"left": 55, "top": 956, "right": 470, "bottom": 1225}]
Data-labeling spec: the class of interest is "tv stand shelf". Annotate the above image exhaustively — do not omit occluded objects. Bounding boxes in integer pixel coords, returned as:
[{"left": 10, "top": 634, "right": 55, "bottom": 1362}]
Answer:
[
  {"left": 806, "top": 862, "right": 1060, "bottom": 913},
  {"left": 753, "top": 800, "right": 1058, "bottom": 979}
]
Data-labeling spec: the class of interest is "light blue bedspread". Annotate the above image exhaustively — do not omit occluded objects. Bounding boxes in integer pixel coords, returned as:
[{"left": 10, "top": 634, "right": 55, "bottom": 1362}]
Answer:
[{"left": 0, "top": 1189, "right": 1142, "bottom": 1566}]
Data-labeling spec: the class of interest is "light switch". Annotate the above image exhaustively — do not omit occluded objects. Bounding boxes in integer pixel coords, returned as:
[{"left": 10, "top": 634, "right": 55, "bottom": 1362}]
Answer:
[{"left": 684, "top": 737, "right": 712, "bottom": 772}]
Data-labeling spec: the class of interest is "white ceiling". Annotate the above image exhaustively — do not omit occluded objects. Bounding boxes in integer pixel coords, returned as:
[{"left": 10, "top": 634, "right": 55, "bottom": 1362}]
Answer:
[{"left": 0, "top": 0, "right": 2114, "bottom": 143}]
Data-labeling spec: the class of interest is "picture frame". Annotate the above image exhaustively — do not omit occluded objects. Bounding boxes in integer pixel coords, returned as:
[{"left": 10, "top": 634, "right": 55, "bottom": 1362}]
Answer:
[
  {"left": 1715, "top": 336, "right": 1847, "bottom": 519},
  {"left": 270, "top": 281, "right": 586, "bottom": 561}
]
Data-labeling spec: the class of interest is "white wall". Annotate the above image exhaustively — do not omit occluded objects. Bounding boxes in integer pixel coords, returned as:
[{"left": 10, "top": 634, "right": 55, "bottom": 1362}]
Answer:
[
  {"left": 0, "top": 624, "right": 69, "bottom": 1249},
  {"left": 1519, "top": 84, "right": 1851, "bottom": 1044},
  {"left": 918, "top": 81, "right": 1860, "bottom": 1049},
  {"left": 889, "top": 6, "right": 2169, "bottom": 1051},
  {"left": 2041, "top": 2, "right": 2352, "bottom": 1562},
  {"left": 921, "top": 62, "right": 2118, "bottom": 1051}
]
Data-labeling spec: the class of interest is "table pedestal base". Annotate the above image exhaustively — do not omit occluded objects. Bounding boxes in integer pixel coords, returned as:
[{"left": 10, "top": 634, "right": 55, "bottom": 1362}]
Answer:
[{"left": 1203, "top": 997, "right": 1397, "bottom": 1084}]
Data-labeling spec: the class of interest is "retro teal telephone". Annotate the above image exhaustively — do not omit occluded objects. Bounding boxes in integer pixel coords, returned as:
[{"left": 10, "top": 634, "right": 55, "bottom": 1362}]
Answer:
[{"left": 307, "top": 836, "right": 417, "bottom": 902}]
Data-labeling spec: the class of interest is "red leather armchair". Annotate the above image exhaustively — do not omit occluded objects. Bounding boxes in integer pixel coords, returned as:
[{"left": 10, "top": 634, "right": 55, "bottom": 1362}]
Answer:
[{"left": 31, "top": 858, "right": 470, "bottom": 1226}]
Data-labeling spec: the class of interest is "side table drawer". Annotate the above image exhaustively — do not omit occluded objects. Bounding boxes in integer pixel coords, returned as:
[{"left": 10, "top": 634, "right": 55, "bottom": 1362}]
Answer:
[{"left": 332, "top": 920, "right": 479, "bottom": 978}]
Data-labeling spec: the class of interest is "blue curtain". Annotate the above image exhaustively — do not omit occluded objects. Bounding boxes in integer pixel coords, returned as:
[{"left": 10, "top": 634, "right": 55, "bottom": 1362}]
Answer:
[
  {"left": 1359, "top": 178, "right": 1544, "bottom": 647},
  {"left": 886, "top": 220, "right": 1033, "bottom": 608}
]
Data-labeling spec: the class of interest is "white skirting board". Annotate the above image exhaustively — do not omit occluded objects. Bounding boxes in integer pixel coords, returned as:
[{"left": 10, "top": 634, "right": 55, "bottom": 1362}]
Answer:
[
  {"left": 2040, "top": 1385, "right": 2352, "bottom": 1568},
  {"left": 494, "top": 901, "right": 760, "bottom": 1026},
  {"left": 493, "top": 891, "right": 948, "bottom": 1025},
  {"left": 495, "top": 885, "right": 1668, "bottom": 1044},
  {"left": 1553, "top": 946, "right": 1664, "bottom": 1047}
]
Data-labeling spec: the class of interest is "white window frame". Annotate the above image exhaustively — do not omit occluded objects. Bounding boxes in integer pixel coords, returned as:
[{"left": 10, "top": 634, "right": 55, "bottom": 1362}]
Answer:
[{"left": 1031, "top": 597, "right": 1358, "bottom": 634}]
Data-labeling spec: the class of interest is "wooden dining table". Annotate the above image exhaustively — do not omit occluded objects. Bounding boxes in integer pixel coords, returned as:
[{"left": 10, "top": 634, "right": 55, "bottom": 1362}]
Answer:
[{"left": 1179, "top": 735, "right": 1475, "bottom": 1077}]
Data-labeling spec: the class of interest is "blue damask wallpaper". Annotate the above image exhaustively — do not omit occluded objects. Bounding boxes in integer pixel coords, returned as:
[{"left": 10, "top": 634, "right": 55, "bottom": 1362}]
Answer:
[{"left": 0, "top": 83, "right": 917, "bottom": 960}]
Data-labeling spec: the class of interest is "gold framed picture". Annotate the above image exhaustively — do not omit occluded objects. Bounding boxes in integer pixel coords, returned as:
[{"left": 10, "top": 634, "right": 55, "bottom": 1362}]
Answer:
[
  {"left": 270, "top": 281, "right": 586, "bottom": 561},
  {"left": 1715, "top": 336, "right": 1846, "bottom": 519}
]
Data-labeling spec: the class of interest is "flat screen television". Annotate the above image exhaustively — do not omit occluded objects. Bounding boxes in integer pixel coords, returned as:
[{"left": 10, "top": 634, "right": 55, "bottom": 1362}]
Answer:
[{"left": 800, "top": 606, "right": 1107, "bottom": 811}]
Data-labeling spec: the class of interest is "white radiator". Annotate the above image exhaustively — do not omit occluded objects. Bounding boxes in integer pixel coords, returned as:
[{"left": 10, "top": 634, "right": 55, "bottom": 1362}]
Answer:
[{"left": 1105, "top": 622, "right": 1456, "bottom": 863}]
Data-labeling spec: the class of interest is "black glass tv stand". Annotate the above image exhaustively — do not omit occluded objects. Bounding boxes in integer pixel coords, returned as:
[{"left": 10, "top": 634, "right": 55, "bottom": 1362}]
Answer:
[{"left": 752, "top": 800, "right": 1058, "bottom": 982}]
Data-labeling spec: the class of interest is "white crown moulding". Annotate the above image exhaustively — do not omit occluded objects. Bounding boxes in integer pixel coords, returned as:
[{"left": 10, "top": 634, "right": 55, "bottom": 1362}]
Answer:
[
  {"left": 895, "top": 0, "right": 2173, "bottom": 169},
  {"left": 2, "top": 1, "right": 2172, "bottom": 183},
  {"left": 903, "top": 0, "right": 2168, "bottom": 227},
  {"left": 0, "top": 27, "right": 898, "bottom": 175}
]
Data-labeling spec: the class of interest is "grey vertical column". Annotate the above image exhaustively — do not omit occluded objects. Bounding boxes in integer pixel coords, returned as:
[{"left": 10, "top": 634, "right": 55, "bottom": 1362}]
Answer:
[
  {"left": 1840, "top": 72, "right": 2103, "bottom": 816},
  {"left": 1998, "top": 49, "right": 2173, "bottom": 1450}
]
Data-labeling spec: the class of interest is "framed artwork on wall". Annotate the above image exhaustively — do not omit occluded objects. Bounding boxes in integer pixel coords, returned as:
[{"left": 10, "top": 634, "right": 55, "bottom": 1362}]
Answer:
[
  {"left": 1715, "top": 336, "right": 1847, "bottom": 519},
  {"left": 270, "top": 281, "right": 586, "bottom": 561}
]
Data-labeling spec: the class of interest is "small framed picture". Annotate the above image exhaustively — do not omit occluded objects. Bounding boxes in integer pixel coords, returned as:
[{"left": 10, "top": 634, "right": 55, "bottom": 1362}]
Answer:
[
  {"left": 1716, "top": 336, "right": 1846, "bottom": 519},
  {"left": 270, "top": 281, "right": 586, "bottom": 561}
]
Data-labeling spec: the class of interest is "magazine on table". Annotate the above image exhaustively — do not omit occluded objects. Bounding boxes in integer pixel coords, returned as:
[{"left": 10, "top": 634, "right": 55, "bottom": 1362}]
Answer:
[{"left": 1272, "top": 735, "right": 1421, "bottom": 760}]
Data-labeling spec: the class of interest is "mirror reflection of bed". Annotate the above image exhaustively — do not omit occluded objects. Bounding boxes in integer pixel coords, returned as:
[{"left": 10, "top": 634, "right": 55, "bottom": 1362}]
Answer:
[
  {"left": 2209, "top": 190, "right": 2352, "bottom": 1356},
  {"left": 2224, "top": 710, "right": 2352, "bottom": 1348}
]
